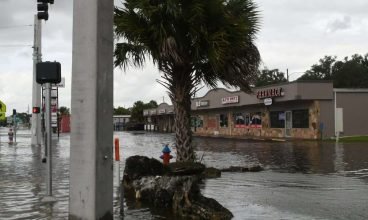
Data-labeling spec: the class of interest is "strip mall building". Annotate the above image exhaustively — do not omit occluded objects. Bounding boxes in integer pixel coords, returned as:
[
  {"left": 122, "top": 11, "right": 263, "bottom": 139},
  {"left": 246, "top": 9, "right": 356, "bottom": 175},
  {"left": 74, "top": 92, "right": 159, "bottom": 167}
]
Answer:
[{"left": 143, "top": 81, "right": 368, "bottom": 139}]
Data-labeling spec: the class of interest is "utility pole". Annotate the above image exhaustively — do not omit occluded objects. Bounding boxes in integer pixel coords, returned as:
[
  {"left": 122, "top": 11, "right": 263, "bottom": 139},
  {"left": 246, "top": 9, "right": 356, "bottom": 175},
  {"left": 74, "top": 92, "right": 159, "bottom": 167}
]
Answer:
[
  {"left": 45, "top": 82, "right": 53, "bottom": 197},
  {"left": 31, "top": 15, "right": 42, "bottom": 147},
  {"left": 69, "top": 0, "right": 114, "bottom": 219}
]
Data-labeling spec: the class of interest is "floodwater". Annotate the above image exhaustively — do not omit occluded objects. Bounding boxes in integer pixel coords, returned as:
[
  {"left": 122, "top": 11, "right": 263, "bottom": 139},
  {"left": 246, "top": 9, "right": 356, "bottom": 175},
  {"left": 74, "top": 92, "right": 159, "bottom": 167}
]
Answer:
[{"left": 0, "top": 128, "right": 367, "bottom": 220}]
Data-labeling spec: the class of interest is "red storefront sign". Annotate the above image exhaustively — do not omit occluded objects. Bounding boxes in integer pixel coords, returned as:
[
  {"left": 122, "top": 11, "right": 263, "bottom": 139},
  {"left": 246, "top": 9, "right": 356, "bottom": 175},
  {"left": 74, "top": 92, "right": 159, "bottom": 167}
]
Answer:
[{"left": 257, "top": 88, "right": 284, "bottom": 99}]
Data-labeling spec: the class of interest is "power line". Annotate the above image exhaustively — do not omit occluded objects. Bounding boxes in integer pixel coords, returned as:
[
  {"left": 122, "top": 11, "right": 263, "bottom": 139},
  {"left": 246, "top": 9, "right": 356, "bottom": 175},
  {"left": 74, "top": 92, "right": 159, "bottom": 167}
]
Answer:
[
  {"left": 0, "top": 24, "right": 33, "bottom": 30},
  {"left": 0, "top": 44, "right": 32, "bottom": 48}
]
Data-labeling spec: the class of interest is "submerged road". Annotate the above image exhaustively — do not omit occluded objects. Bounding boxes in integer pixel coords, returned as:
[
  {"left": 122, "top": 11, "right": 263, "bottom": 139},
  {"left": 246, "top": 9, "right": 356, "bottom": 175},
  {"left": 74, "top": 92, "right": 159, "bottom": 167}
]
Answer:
[{"left": 0, "top": 127, "right": 367, "bottom": 219}]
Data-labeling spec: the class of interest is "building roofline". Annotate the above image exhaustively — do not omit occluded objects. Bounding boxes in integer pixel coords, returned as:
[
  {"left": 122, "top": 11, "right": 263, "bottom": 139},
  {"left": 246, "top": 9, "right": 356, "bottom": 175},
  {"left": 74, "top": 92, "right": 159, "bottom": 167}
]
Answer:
[
  {"left": 193, "top": 81, "right": 334, "bottom": 100},
  {"left": 333, "top": 88, "right": 368, "bottom": 93}
]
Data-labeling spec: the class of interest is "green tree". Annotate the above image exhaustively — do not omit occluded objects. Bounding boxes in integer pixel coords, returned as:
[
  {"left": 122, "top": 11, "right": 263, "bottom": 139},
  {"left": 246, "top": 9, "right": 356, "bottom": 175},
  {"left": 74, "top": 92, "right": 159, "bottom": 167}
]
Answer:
[
  {"left": 114, "top": 106, "right": 131, "bottom": 115},
  {"left": 59, "top": 106, "right": 70, "bottom": 115},
  {"left": 298, "top": 56, "right": 337, "bottom": 81},
  {"left": 145, "top": 100, "right": 158, "bottom": 109},
  {"left": 16, "top": 112, "right": 30, "bottom": 124},
  {"left": 255, "top": 69, "right": 287, "bottom": 87},
  {"left": 333, "top": 55, "right": 368, "bottom": 88},
  {"left": 298, "top": 54, "right": 368, "bottom": 88},
  {"left": 129, "top": 100, "right": 157, "bottom": 122},
  {"left": 114, "top": 0, "right": 260, "bottom": 161}
]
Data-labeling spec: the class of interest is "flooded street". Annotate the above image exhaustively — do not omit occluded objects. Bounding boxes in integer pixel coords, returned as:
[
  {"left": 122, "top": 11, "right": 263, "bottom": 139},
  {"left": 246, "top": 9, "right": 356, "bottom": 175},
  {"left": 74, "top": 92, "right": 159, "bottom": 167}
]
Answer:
[{"left": 0, "top": 128, "right": 368, "bottom": 219}]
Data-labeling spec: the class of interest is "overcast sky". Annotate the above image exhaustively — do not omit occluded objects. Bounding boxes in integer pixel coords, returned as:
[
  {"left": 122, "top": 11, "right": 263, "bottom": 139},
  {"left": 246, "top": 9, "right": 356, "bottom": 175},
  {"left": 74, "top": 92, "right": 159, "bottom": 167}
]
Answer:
[{"left": 1, "top": 0, "right": 367, "bottom": 115}]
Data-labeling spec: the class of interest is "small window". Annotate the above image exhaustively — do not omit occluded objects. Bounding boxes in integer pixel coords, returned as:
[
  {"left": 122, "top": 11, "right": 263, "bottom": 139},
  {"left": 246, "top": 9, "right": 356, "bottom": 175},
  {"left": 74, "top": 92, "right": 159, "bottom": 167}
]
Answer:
[
  {"left": 191, "top": 116, "right": 203, "bottom": 128},
  {"left": 234, "top": 113, "right": 246, "bottom": 128},
  {"left": 270, "top": 111, "right": 285, "bottom": 128},
  {"left": 220, "top": 114, "right": 228, "bottom": 127},
  {"left": 292, "top": 109, "right": 309, "bottom": 128},
  {"left": 250, "top": 112, "right": 262, "bottom": 128}
]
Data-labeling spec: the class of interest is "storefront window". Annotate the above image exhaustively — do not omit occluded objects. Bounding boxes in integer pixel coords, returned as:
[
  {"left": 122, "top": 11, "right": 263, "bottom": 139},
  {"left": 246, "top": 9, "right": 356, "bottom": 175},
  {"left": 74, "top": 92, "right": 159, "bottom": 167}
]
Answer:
[
  {"left": 270, "top": 111, "right": 285, "bottom": 128},
  {"left": 292, "top": 109, "right": 309, "bottom": 128},
  {"left": 234, "top": 113, "right": 246, "bottom": 128},
  {"left": 219, "top": 114, "right": 228, "bottom": 127},
  {"left": 191, "top": 116, "right": 203, "bottom": 128},
  {"left": 250, "top": 112, "right": 262, "bottom": 128}
]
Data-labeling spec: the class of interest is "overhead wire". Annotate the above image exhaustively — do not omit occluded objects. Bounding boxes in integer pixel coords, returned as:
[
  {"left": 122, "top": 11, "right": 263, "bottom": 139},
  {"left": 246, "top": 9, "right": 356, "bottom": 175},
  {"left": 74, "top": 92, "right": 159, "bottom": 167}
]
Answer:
[
  {"left": 0, "top": 45, "right": 32, "bottom": 48},
  {"left": 0, "top": 24, "right": 33, "bottom": 30},
  {"left": 0, "top": 25, "right": 33, "bottom": 48}
]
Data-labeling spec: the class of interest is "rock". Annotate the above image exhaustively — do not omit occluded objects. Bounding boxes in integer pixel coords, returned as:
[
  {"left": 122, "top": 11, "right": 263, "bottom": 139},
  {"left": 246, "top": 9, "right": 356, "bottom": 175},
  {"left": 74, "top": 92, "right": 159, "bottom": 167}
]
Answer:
[
  {"left": 249, "top": 165, "right": 263, "bottom": 172},
  {"left": 123, "top": 156, "right": 233, "bottom": 219},
  {"left": 221, "top": 165, "right": 263, "bottom": 172},
  {"left": 203, "top": 167, "right": 221, "bottom": 178},
  {"left": 182, "top": 194, "right": 234, "bottom": 220},
  {"left": 124, "top": 155, "right": 165, "bottom": 180},
  {"left": 221, "top": 166, "right": 249, "bottom": 172},
  {"left": 168, "top": 162, "right": 206, "bottom": 176}
]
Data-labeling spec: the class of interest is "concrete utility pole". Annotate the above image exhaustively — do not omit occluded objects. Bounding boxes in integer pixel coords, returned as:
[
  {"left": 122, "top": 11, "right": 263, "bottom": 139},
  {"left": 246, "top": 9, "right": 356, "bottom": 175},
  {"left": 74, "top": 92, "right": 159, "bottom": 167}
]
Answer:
[
  {"left": 31, "top": 15, "right": 42, "bottom": 146},
  {"left": 69, "top": 0, "right": 114, "bottom": 219},
  {"left": 45, "top": 83, "right": 53, "bottom": 197}
]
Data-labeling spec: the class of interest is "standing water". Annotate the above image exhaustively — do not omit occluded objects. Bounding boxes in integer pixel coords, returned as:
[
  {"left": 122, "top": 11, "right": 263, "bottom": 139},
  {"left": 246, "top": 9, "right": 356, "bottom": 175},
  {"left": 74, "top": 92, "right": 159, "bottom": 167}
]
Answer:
[{"left": 0, "top": 127, "right": 367, "bottom": 219}]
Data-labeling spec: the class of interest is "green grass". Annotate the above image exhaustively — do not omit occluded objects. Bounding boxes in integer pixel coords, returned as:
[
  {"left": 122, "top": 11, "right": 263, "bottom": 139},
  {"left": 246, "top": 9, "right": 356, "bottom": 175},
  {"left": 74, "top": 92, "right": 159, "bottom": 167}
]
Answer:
[{"left": 334, "top": 136, "right": 368, "bottom": 142}]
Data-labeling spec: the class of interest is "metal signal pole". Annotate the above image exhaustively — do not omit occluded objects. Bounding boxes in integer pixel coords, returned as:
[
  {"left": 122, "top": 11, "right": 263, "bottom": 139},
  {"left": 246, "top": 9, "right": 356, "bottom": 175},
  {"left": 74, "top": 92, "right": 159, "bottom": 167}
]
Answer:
[{"left": 31, "top": 15, "right": 42, "bottom": 147}]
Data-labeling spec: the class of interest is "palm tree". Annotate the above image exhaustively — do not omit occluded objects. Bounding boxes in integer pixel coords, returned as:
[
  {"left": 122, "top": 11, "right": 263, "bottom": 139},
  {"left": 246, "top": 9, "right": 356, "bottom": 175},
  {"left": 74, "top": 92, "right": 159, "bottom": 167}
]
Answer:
[{"left": 114, "top": 0, "right": 261, "bottom": 162}]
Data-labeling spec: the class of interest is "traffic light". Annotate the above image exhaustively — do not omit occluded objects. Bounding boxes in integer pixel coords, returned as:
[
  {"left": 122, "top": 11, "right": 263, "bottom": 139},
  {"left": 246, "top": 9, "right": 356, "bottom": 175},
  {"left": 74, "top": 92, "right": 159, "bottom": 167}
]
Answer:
[
  {"left": 37, "top": 0, "right": 54, "bottom": 21},
  {"left": 13, "top": 109, "right": 16, "bottom": 115},
  {"left": 33, "top": 107, "right": 41, "bottom": 114}
]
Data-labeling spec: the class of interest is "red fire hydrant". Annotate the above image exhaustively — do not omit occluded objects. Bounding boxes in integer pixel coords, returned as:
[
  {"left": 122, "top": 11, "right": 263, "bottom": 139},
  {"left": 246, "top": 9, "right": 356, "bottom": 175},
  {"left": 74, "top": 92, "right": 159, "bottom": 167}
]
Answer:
[{"left": 160, "top": 145, "right": 173, "bottom": 165}]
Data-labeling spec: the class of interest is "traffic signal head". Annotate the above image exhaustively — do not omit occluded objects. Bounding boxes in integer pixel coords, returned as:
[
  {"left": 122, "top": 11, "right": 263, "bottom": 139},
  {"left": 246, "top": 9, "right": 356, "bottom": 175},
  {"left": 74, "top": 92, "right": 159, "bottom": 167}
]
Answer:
[
  {"left": 13, "top": 109, "right": 16, "bottom": 115},
  {"left": 33, "top": 107, "right": 41, "bottom": 114},
  {"left": 37, "top": 0, "right": 54, "bottom": 4},
  {"left": 37, "top": 0, "right": 54, "bottom": 21},
  {"left": 37, "top": 3, "right": 49, "bottom": 20}
]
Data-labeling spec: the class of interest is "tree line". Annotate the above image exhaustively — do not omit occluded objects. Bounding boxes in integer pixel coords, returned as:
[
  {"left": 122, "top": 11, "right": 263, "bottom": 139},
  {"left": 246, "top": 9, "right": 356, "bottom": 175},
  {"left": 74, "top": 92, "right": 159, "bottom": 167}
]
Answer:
[
  {"left": 114, "top": 100, "right": 158, "bottom": 123},
  {"left": 255, "top": 53, "right": 368, "bottom": 88}
]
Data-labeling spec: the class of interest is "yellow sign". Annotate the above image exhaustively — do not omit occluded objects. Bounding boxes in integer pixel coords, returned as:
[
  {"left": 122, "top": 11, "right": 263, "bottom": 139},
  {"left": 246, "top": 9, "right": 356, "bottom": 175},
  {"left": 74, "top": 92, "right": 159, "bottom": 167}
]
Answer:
[
  {"left": 0, "top": 100, "right": 6, "bottom": 120},
  {"left": 0, "top": 100, "right": 6, "bottom": 112}
]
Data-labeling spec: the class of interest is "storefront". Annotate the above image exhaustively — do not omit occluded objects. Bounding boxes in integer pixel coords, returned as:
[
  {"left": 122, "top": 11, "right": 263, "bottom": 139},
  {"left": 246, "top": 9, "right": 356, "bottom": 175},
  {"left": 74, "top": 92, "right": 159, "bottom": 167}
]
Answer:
[
  {"left": 144, "top": 82, "right": 368, "bottom": 139},
  {"left": 144, "top": 103, "right": 174, "bottom": 132}
]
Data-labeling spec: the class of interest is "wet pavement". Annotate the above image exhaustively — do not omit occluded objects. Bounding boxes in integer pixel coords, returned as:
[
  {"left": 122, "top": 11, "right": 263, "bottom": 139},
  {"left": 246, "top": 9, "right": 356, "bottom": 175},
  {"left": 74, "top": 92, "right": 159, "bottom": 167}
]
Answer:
[{"left": 0, "top": 127, "right": 367, "bottom": 219}]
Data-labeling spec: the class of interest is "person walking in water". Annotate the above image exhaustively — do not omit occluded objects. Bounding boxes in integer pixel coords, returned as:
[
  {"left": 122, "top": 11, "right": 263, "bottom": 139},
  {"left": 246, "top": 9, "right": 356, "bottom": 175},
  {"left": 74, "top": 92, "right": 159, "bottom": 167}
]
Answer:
[{"left": 8, "top": 128, "right": 14, "bottom": 144}]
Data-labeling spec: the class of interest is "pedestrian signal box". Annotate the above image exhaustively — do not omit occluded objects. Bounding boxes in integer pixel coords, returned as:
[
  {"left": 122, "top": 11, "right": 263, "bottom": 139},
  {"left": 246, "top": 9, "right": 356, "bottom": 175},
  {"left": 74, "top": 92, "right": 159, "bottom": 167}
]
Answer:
[
  {"left": 36, "top": 61, "right": 61, "bottom": 84},
  {"left": 33, "top": 107, "right": 41, "bottom": 114}
]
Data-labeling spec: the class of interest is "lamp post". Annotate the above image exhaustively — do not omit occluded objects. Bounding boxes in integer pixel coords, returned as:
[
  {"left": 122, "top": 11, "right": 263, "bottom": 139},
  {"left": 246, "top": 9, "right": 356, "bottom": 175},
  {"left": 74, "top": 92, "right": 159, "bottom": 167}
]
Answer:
[{"left": 286, "top": 69, "right": 306, "bottom": 81}]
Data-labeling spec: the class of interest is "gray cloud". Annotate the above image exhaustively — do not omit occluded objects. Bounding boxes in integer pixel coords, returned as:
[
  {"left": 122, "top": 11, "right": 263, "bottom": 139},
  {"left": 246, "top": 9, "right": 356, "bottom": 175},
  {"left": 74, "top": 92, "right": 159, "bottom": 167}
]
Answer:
[
  {"left": 1, "top": 0, "right": 368, "bottom": 114},
  {"left": 326, "top": 16, "right": 352, "bottom": 33}
]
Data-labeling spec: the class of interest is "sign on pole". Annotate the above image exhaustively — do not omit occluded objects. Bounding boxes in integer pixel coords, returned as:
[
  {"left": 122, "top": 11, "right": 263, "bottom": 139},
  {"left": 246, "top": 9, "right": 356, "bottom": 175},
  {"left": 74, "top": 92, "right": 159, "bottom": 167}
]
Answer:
[
  {"left": 0, "top": 100, "right": 6, "bottom": 120},
  {"left": 55, "top": 77, "right": 65, "bottom": 88},
  {"left": 0, "top": 100, "right": 6, "bottom": 112}
]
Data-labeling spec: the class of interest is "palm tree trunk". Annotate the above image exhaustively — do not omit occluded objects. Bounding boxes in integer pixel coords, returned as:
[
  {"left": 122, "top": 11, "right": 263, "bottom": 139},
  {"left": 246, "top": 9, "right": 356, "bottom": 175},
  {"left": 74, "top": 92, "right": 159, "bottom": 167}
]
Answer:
[{"left": 171, "top": 69, "right": 195, "bottom": 162}]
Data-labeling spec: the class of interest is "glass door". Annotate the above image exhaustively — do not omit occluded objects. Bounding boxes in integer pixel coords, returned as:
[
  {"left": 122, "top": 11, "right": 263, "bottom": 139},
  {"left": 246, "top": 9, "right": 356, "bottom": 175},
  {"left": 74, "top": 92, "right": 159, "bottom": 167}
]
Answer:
[{"left": 285, "top": 111, "right": 292, "bottom": 137}]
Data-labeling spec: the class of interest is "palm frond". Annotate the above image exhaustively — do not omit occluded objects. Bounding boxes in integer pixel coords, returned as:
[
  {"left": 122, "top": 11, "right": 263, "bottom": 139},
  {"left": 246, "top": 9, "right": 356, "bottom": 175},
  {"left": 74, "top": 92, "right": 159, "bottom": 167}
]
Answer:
[{"left": 114, "top": 43, "right": 148, "bottom": 69}]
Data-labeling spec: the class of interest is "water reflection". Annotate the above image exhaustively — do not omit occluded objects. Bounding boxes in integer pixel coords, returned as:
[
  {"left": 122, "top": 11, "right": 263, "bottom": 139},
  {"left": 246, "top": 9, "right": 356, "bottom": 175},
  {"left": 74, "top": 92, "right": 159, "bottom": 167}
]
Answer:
[
  {"left": 193, "top": 137, "right": 368, "bottom": 175},
  {"left": 0, "top": 129, "right": 367, "bottom": 219}
]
